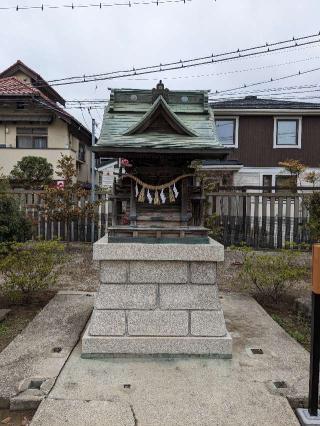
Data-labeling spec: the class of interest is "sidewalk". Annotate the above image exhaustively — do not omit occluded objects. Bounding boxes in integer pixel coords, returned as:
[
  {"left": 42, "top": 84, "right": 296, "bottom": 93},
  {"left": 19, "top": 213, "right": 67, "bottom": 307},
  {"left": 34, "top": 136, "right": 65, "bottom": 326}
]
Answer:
[
  {"left": 0, "top": 291, "right": 94, "bottom": 410},
  {"left": 31, "top": 293, "right": 309, "bottom": 426}
]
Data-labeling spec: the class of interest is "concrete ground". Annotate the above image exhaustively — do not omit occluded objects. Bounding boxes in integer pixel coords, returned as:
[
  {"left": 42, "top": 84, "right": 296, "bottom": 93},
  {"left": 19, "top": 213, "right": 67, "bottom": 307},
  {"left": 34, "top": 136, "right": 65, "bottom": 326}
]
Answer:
[
  {"left": 0, "top": 291, "right": 94, "bottom": 410},
  {"left": 30, "top": 293, "right": 309, "bottom": 426}
]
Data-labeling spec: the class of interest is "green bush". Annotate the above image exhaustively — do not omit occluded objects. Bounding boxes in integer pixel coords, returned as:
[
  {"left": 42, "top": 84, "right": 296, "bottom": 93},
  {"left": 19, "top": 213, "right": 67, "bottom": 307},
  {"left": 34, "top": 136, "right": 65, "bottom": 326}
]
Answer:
[
  {"left": 205, "top": 213, "right": 223, "bottom": 241},
  {"left": 9, "top": 156, "right": 53, "bottom": 189},
  {"left": 306, "top": 192, "right": 320, "bottom": 242},
  {"left": 0, "top": 240, "right": 65, "bottom": 302},
  {"left": 238, "top": 250, "right": 308, "bottom": 303},
  {"left": 0, "top": 177, "right": 31, "bottom": 243}
]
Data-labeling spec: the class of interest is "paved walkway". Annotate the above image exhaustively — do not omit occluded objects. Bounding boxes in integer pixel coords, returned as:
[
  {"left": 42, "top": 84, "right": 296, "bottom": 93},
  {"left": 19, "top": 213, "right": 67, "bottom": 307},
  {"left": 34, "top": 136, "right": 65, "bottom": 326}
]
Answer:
[
  {"left": 31, "top": 293, "right": 309, "bottom": 426},
  {"left": 0, "top": 291, "right": 94, "bottom": 409}
]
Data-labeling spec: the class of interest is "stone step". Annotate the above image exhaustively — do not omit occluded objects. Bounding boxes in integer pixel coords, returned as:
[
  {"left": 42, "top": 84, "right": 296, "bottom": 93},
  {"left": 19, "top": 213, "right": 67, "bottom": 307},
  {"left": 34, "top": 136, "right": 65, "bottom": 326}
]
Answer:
[{"left": 82, "top": 329, "right": 232, "bottom": 357}]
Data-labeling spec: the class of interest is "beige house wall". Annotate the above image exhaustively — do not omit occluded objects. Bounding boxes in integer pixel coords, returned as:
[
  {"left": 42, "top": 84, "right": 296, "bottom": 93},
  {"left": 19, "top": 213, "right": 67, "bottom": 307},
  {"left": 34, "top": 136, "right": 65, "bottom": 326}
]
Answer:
[
  {"left": 0, "top": 147, "right": 76, "bottom": 179},
  {"left": 0, "top": 115, "right": 92, "bottom": 182}
]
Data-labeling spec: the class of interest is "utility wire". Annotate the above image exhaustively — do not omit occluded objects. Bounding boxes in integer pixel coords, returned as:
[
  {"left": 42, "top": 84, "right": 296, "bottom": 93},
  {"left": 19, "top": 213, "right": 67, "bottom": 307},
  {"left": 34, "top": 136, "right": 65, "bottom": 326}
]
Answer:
[
  {"left": 0, "top": 0, "right": 192, "bottom": 11},
  {"left": 34, "top": 32, "right": 320, "bottom": 87},
  {"left": 208, "top": 65, "right": 320, "bottom": 96}
]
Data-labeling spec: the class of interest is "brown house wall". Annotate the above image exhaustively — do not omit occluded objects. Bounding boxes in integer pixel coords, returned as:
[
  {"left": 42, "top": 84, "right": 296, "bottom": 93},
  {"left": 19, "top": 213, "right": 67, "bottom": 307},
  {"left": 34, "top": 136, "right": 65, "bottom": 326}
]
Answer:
[{"left": 227, "top": 115, "right": 320, "bottom": 167}]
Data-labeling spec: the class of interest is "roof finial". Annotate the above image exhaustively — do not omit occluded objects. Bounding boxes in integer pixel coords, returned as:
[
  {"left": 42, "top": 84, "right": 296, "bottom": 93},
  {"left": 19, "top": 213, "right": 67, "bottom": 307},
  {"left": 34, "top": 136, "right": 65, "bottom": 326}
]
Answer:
[{"left": 152, "top": 80, "right": 169, "bottom": 103}]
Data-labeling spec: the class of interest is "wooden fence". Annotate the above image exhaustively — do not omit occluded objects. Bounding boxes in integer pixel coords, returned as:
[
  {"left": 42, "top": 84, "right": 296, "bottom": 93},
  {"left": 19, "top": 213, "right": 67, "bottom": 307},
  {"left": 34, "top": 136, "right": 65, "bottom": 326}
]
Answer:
[
  {"left": 206, "top": 191, "right": 313, "bottom": 248},
  {"left": 10, "top": 188, "right": 317, "bottom": 248},
  {"left": 13, "top": 190, "right": 111, "bottom": 243}
]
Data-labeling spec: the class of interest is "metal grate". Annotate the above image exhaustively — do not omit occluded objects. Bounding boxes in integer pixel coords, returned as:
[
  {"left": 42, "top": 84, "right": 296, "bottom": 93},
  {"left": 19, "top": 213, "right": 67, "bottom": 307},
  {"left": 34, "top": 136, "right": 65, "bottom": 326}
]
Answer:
[
  {"left": 251, "top": 348, "right": 264, "bottom": 355},
  {"left": 273, "top": 381, "right": 288, "bottom": 389}
]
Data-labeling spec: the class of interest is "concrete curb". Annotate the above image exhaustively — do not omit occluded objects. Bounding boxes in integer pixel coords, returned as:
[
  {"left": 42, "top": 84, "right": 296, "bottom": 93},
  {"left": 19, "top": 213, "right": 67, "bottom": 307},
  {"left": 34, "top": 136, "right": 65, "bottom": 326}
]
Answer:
[{"left": 0, "top": 292, "right": 94, "bottom": 409}]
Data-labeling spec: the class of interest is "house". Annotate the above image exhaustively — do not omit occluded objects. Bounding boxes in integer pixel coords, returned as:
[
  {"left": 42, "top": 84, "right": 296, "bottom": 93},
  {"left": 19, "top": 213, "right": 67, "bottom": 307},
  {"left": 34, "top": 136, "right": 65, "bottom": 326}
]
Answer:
[
  {"left": 210, "top": 96, "right": 320, "bottom": 188},
  {"left": 0, "top": 60, "right": 93, "bottom": 184}
]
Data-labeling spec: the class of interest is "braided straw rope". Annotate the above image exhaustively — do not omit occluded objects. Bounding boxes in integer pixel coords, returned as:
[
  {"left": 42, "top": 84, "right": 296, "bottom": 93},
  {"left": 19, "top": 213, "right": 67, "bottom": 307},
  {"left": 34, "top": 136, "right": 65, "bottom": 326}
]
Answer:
[{"left": 123, "top": 173, "right": 194, "bottom": 191}]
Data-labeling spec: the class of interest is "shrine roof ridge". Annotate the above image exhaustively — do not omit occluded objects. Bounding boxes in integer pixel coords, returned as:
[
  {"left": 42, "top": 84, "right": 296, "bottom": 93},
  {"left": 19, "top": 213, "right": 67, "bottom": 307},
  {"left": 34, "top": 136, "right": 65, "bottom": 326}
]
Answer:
[
  {"left": 96, "top": 82, "right": 227, "bottom": 155},
  {"left": 108, "top": 84, "right": 209, "bottom": 114}
]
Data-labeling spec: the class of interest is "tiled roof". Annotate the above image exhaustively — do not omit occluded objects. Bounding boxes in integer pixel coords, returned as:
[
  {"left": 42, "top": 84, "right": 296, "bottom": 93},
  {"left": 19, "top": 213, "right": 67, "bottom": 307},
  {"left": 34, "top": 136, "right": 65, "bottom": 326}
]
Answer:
[
  {"left": 0, "top": 76, "right": 40, "bottom": 96},
  {"left": 210, "top": 96, "right": 320, "bottom": 110},
  {"left": 98, "top": 87, "right": 226, "bottom": 153},
  {"left": 0, "top": 60, "right": 65, "bottom": 106},
  {"left": 0, "top": 76, "right": 92, "bottom": 143}
]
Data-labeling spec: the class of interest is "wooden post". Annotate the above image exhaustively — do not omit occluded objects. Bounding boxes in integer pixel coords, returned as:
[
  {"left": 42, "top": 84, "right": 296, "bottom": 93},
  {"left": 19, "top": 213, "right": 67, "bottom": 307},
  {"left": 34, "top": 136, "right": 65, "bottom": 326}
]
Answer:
[
  {"left": 130, "top": 179, "right": 137, "bottom": 226},
  {"left": 181, "top": 177, "right": 189, "bottom": 225},
  {"left": 308, "top": 244, "right": 320, "bottom": 417}
]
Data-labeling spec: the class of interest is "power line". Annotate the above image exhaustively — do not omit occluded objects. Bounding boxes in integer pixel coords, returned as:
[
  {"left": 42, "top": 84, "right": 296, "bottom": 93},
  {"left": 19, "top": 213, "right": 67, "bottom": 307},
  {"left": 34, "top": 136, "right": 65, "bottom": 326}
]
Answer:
[
  {"left": 35, "top": 32, "right": 320, "bottom": 87},
  {"left": 208, "top": 83, "right": 320, "bottom": 99},
  {"left": 0, "top": 0, "right": 192, "bottom": 12},
  {"left": 58, "top": 54, "right": 320, "bottom": 88},
  {"left": 208, "top": 65, "right": 320, "bottom": 96}
]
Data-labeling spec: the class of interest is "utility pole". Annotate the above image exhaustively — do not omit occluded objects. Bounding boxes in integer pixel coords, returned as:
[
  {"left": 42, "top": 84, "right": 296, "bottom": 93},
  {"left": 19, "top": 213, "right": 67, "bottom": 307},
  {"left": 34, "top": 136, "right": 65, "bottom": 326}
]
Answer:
[
  {"left": 91, "top": 118, "right": 96, "bottom": 242},
  {"left": 297, "top": 244, "right": 320, "bottom": 425},
  {"left": 91, "top": 118, "right": 96, "bottom": 203}
]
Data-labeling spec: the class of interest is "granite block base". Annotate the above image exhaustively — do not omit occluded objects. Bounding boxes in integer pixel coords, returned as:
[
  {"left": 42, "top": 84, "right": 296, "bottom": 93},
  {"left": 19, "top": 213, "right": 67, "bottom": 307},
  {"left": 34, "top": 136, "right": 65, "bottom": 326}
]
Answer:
[
  {"left": 82, "top": 327, "right": 232, "bottom": 358},
  {"left": 82, "top": 237, "right": 232, "bottom": 357}
]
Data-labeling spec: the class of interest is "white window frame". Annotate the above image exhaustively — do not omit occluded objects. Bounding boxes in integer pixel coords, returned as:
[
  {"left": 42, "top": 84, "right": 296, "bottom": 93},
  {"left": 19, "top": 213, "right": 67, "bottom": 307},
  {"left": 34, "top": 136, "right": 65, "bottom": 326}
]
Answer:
[
  {"left": 273, "top": 117, "right": 302, "bottom": 149},
  {"left": 215, "top": 116, "right": 239, "bottom": 148}
]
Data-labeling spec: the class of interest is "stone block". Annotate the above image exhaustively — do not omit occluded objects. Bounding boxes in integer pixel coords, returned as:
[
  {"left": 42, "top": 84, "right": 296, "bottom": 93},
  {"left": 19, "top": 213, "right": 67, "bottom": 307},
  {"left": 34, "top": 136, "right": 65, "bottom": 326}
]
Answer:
[
  {"left": 89, "top": 311, "right": 125, "bottom": 336},
  {"left": 160, "top": 285, "right": 220, "bottom": 310},
  {"left": 128, "top": 310, "right": 188, "bottom": 336},
  {"left": 100, "top": 261, "right": 127, "bottom": 284},
  {"left": 93, "top": 236, "right": 224, "bottom": 262},
  {"left": 10, "top": 392, "right": 43, "bottom": 410},
  {"left": 190, "top": 262, "right": 216, "bottom": 284},
  {"left": 129, "top": 261, "right": 188, "bottom": 284},
  {"left": 82, "top": 329, "right": 232, "bottom": 356},
  {"left": 191, "top": 311, "right": 227, "bottom": 337},
  {"left": 96, "top": 285, "right": 157, "bottom": 310}
]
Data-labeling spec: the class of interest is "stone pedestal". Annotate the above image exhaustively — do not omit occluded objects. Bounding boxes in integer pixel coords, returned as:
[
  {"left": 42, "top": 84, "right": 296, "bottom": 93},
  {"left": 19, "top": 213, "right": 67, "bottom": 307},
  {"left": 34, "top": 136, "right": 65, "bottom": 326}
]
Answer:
[{"left": 82, "top": 237, "right": 232, "bottom": 357}]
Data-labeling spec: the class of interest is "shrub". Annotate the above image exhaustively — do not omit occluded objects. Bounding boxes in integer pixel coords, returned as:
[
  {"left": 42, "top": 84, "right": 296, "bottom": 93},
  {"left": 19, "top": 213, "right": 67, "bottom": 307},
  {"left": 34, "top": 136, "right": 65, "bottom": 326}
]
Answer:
[
  {"left": 9, "top": 156, "right": 54, "bottom": 189},
  {"left": 0, "top": 174, "right": 31, "bottom": 243},
  {"left": 205, "top": 213, "right": 223, "bottom": 241},
  {"left": 238, "top": 250, "right": 308, "bottom": 303},
  {"left": 41, "top": 155, "right": 98, "bottom": 243},
  {"left": 0, "top": 240, "right": 65, "bottom": 302},
  {"left": 306, "top": 191, "right": 320, "bottom": 242}
]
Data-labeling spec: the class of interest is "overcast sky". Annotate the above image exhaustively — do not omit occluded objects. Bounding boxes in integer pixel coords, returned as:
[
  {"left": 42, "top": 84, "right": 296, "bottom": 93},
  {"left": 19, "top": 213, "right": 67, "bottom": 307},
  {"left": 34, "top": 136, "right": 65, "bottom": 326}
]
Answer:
[{"left": 1, "top": 0, "right": 320, "bottom": 132}]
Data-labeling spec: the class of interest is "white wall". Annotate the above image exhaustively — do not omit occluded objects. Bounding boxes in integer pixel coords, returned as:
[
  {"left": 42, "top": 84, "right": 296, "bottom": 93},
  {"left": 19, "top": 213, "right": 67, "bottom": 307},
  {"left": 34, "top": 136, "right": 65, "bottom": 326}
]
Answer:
[{"left": 233, "top": 167, "right": 320, "bottom": 187}]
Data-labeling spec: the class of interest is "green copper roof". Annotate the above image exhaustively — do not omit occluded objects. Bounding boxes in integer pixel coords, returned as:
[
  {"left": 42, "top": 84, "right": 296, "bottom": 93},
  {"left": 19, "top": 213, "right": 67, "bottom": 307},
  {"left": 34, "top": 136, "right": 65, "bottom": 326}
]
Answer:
[{"left": 96, "top": 83, "right": 224, "bottom": 152}]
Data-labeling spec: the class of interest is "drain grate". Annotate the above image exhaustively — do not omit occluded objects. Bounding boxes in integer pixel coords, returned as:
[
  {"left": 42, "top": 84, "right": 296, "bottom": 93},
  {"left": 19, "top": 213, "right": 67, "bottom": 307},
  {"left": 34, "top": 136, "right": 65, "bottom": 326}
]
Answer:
[
  {"left": 273, "top": 381, "right": 287, "bottom": 389},
  {"left": 29, "top": 379, "right": 45, "bottom": 390},
  {"left": 251, "top": 348, "right": 264, "bottom": 355}
]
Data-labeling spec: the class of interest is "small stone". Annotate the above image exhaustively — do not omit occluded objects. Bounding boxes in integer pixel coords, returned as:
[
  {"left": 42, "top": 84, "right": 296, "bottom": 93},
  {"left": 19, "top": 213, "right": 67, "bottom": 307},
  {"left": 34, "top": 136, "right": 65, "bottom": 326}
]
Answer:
[{"left": 0, "top": 310, "right": 10, "bottom": 322}]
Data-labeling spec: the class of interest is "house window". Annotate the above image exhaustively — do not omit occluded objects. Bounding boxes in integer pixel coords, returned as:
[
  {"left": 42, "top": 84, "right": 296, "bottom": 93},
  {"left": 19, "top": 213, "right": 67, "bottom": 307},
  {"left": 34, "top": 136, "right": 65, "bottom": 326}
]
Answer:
[
  {"left": 262, "top": 175, "right": 272, "bottom": 192},
  {"left": 16, "top": 127, "right": 48, "bottom": 149},
  {"left": 275, "top": 175, "right": 297, "bottom": 192},
  {"left": 215, "top": 118, "right": 238, "bottom": 147},
  {"left": 78, "top": 143, "right": 86, "bottom": 162},
  {"left": 274, "top": 118, "right": 301, "bottom": 148}
]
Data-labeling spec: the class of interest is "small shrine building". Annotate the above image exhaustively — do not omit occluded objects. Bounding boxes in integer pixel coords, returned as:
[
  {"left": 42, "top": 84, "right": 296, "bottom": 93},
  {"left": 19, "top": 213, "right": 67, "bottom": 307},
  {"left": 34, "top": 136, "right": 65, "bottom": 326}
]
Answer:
[{"left": 93, "top": 81, "right": 229, "bottom": 243}]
